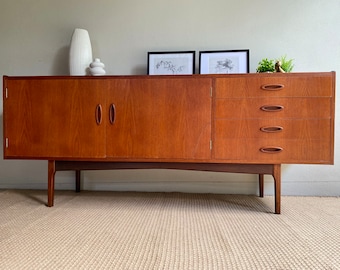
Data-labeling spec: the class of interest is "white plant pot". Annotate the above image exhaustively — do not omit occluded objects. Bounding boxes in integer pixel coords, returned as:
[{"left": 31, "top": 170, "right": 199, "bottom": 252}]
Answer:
[{"left": 69, "top": 28, "right": 93, "bottom": 75}]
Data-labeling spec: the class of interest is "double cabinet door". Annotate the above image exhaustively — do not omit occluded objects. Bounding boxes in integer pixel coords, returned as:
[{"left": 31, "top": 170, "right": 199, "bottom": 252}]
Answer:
[{"left": 4, "top": 77, "right": 212, "bottom": 160}]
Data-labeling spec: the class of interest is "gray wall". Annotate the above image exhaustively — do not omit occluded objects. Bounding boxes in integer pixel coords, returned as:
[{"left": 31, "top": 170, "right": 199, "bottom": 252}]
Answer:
[{"left": 1, "top": 0, "right": 339, "bottom": 196}]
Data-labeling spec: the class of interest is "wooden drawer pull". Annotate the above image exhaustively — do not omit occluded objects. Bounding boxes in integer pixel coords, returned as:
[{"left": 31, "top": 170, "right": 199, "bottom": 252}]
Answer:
[
  {"left": 109, "top": 104, "right": 116, "bottom": 124},
  {"left": 261, "top": 84, "right": 284, "bottom": 90},
  {"left": 260, "top": 147, "right": 283, "bottom": 154},
  {"left": 260, "top": 105, "right": 284, "bottom": 112},
  {"left": 260, "top": 126, "right": 283, "bottom": 133},
  {"left": 95, "top": 104, "right": 102, "bottom": 125}
]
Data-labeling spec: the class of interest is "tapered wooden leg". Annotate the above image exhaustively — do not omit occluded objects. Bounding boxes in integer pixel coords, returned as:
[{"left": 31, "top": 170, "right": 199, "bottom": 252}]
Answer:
[
  {"left": 273, "top": 164, "right": 281, "bottom": 214},
  {"left": 259, "top": 174, "right": 264, "bottom": 197},
  {"left": 47, "top": 160, "right": 56, "bottom": 207},
  {"left": 76, "top": 170, "right": 81, "bottom": 192}
]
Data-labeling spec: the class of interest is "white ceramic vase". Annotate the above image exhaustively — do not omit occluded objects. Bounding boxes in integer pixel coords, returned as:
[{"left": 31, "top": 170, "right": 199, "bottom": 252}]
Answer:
[{"left": 69, "top": 28, "right": 93, "bottom": 75}]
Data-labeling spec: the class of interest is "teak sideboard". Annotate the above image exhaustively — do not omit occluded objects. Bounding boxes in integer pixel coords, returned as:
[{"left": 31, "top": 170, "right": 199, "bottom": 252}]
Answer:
[{"left": 3, "top": 72, "right": 335, "bottom": 214}]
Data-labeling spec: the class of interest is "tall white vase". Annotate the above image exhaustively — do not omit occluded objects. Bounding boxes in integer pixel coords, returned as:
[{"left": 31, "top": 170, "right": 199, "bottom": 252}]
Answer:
[{"left": 69, "top": 28, "right": 93, "bottom": 75}]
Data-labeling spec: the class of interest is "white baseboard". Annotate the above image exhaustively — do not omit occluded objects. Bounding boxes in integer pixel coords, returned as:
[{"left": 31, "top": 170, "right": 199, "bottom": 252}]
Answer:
[{"left": 1, "top": 180, "right": 339, "bottom": 196}]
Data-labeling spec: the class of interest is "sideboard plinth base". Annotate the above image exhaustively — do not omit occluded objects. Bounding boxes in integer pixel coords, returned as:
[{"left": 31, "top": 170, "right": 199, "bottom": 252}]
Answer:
[{"left": 47, "top": 161, "right": 281, "bottom": 214}]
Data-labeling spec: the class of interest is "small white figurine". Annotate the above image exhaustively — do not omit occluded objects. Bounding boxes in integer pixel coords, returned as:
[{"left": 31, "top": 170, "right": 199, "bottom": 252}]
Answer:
[{"left": 89, "top": 58, "right": 106, "bottom": 76}]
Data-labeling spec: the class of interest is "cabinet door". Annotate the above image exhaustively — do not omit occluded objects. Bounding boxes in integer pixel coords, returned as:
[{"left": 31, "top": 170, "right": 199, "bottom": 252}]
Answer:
[
  {"left": 3, "top": 78, "right": 107, "bottom": 159},
  {"left": 106, "top": 77, "right": 212, "bottom": 160}
]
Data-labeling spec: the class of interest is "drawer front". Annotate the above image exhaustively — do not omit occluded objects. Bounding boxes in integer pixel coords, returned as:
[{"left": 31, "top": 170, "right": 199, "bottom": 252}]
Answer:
[
  {"left": 212, "top": 72, "right": 335, "bottom": 164},
  {"left": 213, "top": 139, "right": 332, "bottom": 164},
  {"left": 215, "top": 119, "right": 331, "bottom": 139},
  {"left": 215, "top": 97, "right": 331, "bottom": 119},
  {"left": 215, "top": 75, "right": 333, "bottom": 98}
]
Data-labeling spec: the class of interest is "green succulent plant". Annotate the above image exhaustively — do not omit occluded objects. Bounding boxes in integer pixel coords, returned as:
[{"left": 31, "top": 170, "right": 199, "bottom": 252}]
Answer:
[{"left": 278, "top": 55, "right": 294, "bottom": 72}]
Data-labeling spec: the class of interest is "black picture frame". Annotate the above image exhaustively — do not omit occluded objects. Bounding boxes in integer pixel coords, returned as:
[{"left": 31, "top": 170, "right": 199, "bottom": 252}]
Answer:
[
  {"left": 199, "top": 49, "right": 249, "bottom": 74},
  {"left": 147, "top": 51, "right": 195, "bottom": 75}
]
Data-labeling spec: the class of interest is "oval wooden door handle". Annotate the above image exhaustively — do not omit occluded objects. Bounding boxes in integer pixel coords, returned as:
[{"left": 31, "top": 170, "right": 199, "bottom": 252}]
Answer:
[
  {"left": 260, "top": 126, "right": 283, "bottom": 133},
  {"left": 109, "top": 104, "right": 116, "bottom": 124},
  {"left": 261, "top": 84, "right": 284, "bottom": 90},
  {"left": 260, "top": 105, "right": 284, "bottom": 112},
  {"left": 260, "top": 147, "right": 283, "bottom": 154},
  {"left": 95, "top": 104, "right": 102, "bottom": 125}
]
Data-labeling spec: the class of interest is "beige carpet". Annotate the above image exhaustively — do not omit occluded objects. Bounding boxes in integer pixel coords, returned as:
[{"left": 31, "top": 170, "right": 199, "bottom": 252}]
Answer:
[{"left": 0, "top": 190, "right": 339, "bottom": 269}]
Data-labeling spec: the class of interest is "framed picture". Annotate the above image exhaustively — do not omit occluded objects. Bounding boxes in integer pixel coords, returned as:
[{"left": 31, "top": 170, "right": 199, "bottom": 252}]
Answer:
[
  {"left": 147, "top": 51, "right": 195, "bottom": 75},
  {"left": 199, "top": 49, "right": 249, "bottom": 74}
]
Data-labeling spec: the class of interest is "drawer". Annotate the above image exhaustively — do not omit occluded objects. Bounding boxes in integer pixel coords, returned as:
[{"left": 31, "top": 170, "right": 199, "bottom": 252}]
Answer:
[
  {"left": 215, "top": 119, "right": 331, "bottom": 139},
  {"left": 213, "top": 139, "right": 332, "bottom": 164},
  {"left": 215, "top": 97, "right": 331, "bottom": 119},
  {"left": 215, "top": 74, "right": 334, "bottom": 98}
]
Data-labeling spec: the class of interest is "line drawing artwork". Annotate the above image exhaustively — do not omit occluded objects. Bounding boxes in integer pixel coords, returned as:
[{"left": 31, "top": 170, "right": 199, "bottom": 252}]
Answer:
[
  {"left": 153, "top": 58, "right": 188, "bottom": 75},
  {"left": 210, "top": 56, "right": 240, "bottom": 74}
]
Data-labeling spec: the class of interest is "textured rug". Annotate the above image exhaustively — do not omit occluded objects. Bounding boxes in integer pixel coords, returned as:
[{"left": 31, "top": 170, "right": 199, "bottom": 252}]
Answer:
[{"left": 0, "top": 190, "right": 339, "bottom": 269}]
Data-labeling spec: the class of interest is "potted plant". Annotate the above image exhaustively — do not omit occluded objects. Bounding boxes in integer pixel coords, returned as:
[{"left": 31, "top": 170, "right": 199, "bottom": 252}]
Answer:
[
  {"left": 277, "top": 55, "right": 294, "bottom": 72},
  {"left": 256, "top": 58, "right": 275, "bottom": 73},
  {"left": 257, "top": 55, "right": 294, "bottom": 73}
]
